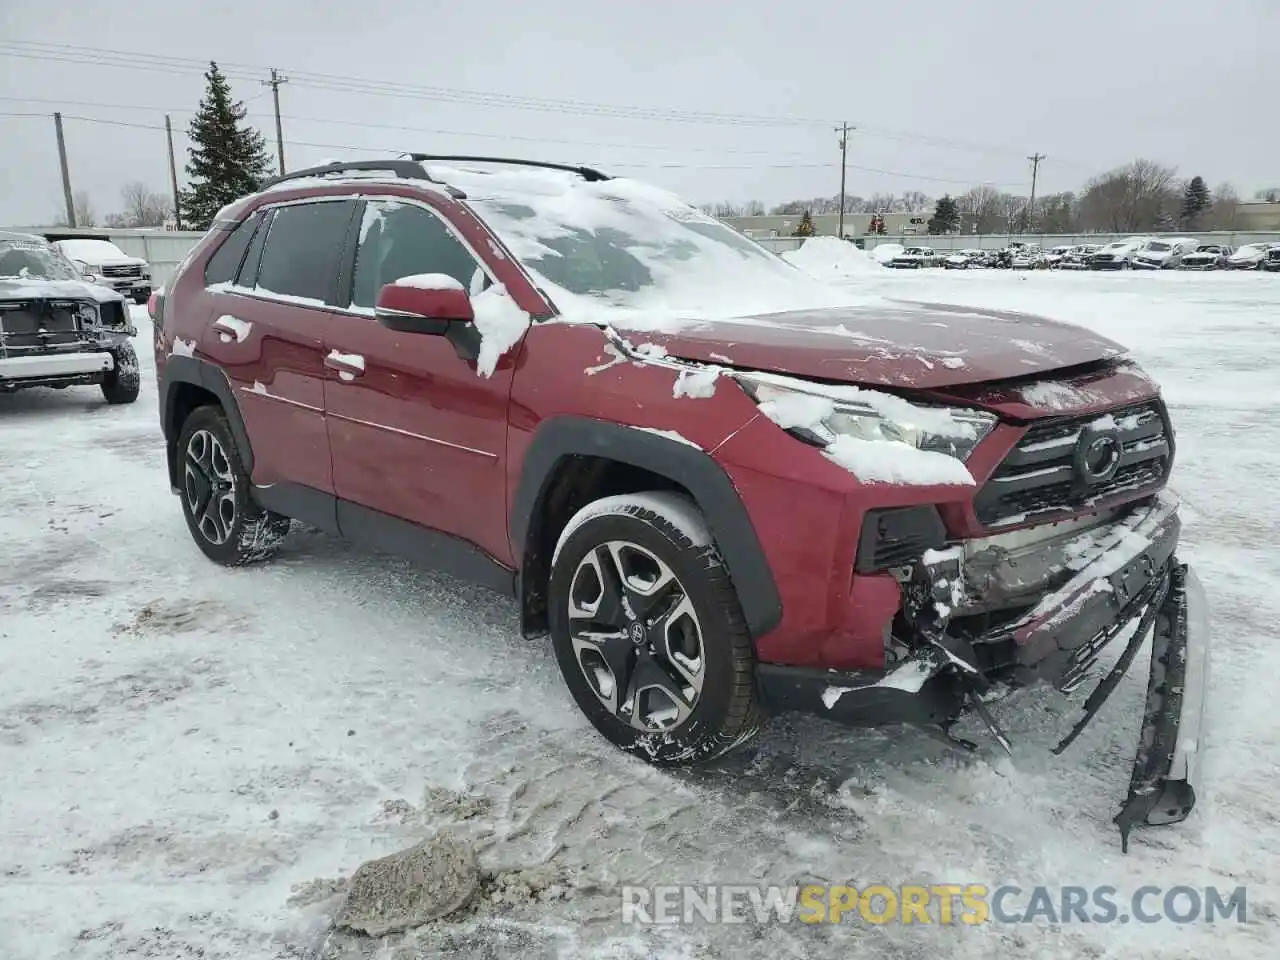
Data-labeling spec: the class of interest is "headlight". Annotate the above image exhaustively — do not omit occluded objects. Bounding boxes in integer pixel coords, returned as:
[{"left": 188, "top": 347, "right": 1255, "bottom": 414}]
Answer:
[
  {"left": 76, "top": 304, "right": 100, "bottom": 328},
  {"left": 737, "top": 372, "right": 998, "bottom": 464}
]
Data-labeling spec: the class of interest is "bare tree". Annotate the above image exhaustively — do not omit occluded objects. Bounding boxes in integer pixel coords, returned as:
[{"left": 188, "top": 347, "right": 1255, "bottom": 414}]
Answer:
[
  {"left": 1254, "top": 187, "right": 1280, "bottom": 202},
  {"left": 52, "top": 191, "right": 98, "bottom": 228},
  {"left": 1078, "top": 159, "right": 1178, "bottom": 232},
  {"left": 957, "top": 185, "right": 1005, "bottom": 233},
  {"left": 1206, "top": 182, "right": 1240, "bottom": 230},
  {"left": 118, "top": 181, "right": 172, "bottom": 227},
  {"left": 742, "top": 199, "right": 766, "bottom": 216},
  {"left": 900, "top": 190, "right": 932, "bottom": 213}
]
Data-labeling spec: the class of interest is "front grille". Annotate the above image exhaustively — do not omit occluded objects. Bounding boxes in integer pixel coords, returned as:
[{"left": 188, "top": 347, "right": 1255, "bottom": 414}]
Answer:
[
  {"left": 0, "top": 301, "right": 84, "bottom": 351},
  {"left": 975, "top": 399, "right": 1173, "bottom": 526},
  {"left": 101, "top": 264, "right": 141, "bottom": 279}
]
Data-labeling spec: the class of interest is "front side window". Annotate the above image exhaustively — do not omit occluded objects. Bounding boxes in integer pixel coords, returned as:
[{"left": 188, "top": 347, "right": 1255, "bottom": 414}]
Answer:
[
  {"left": 255, "top": 200, "right": 354, "bottom": 303},
  {"left": 349, "top": 200, "right": 484, "bottom": 310}
]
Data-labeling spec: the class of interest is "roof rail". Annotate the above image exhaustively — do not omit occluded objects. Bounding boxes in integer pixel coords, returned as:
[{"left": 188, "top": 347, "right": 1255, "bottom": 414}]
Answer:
[
  {"left": 406, "top": 154, "right": 611, "bottom": 183},
  {"left": 261, "top": 159, "right": 465, "bottom": 197}
]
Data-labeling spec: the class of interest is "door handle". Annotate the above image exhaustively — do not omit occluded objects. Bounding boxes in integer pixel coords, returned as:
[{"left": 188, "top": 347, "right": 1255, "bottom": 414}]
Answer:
[
  {"left": 212, "top": 314, "right": 252, "bottom": 343},
  {"left": 325, "top": 349, "right": 366, "bottom": 381}
]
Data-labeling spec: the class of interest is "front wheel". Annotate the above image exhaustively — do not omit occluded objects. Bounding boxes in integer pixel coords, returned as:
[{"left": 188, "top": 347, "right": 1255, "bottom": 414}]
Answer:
[
  {"left": 101, "top": 341, "right": 140, "bottom": 404},
  {"left": 548, "top": 492, "right": 763, "bottom": 765},
  {"left": 176, "top": 405, "right": 292, "bottom": 566}
]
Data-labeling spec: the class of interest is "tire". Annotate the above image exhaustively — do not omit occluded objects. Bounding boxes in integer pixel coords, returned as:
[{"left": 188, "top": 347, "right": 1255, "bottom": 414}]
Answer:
[
  {"left": 548, "top": 492, "right": 763, "bottom": 766},
  {"left": 100, "top": 341, "right": 141, "bottom": 404},
  {"left": 175, "top": 405, "right": 292, "bottom": 566}
]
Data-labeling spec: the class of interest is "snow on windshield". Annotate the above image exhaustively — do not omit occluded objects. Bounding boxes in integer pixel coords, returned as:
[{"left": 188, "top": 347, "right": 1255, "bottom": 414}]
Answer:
[
  {"left": 0, "top": 239, "right": 81, "bottom": 281},
  {"left": 54, "top": 239, "right": 129, "bottom": 262},
  {"left": 1146, "top": 242, "right": 1171, "bottom": 252},
  {"left": 445, "top": 165, "right": 859, "bottom": 328}
]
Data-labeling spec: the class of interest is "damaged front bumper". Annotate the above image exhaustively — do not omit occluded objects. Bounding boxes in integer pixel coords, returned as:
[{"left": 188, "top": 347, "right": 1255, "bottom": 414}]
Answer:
[{"left": 757, "top": 492, "right": 1210, "bottom": 850}]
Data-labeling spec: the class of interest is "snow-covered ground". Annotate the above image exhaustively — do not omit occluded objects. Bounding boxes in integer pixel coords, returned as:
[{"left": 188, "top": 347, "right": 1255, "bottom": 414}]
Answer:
[{"left": 2, "top": 272, "right": 1277, "bottom": 959}]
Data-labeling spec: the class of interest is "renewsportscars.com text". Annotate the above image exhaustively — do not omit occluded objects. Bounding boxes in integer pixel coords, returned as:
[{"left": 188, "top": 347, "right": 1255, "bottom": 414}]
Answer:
[{"left": 621, "top": 883, "right": 1247, "bottom": 926}]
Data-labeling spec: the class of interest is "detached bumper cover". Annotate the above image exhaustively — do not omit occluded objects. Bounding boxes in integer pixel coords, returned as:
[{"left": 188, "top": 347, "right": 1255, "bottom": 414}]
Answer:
[
  {"left": 1114, "top": 562, "right": 1208, "bottom": 850},
  {"left": 0, "top": 351, "right": 114, "bottom": 380}
]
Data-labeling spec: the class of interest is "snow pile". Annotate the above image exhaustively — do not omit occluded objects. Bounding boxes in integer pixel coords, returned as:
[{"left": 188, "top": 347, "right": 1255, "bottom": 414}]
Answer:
[
  {"left": 782, "top": 237, "right": 884, "bottom": 280},
  {"left": 871, "top": 243, "right": 905, "bottom": 264},
  {"left": 471, "top": 283, "right": 530, "bottom": 377}
]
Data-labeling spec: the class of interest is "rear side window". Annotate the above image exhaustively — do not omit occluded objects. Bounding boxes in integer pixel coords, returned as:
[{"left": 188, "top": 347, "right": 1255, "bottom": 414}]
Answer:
[
  {"left": 203, "top": 214, "right": 260, "bottom": 286},
  {"left": 254, "top": 200, "right": 354, "bottom": 303}
]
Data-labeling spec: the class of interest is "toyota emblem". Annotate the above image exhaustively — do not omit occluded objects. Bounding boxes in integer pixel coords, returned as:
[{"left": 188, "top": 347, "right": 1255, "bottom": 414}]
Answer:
[{"left": 1075, "top": 429, "right": 1122, "bottom": 486}]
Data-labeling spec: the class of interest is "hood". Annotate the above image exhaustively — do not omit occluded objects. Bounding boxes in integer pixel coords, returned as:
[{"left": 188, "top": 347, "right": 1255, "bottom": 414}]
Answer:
[
  {"left": 1136, "top": 249, "right": 1172, "bottom": 260},
  {"left": 635, "top": 301, "right": 1129, "bottom": 390},
  {"left": 1230, "top": 249, "right": 1263, "bottom": 261},
  {"left": 0, "top": 277, "right": 128, "bottom": 304}
]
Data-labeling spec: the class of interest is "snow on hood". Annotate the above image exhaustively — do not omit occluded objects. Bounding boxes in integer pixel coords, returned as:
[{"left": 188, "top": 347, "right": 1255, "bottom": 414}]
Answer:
[
  {"left": 52, "top": 239, "right": 143, "bottom": 266},
  {"left": 0, "top": 277, "right": 127, "bottom": 304},
  {"left": 626, "top": 299, "right": 1128, "bottom": 390},
  {"left": 1230, "top": 246, "right": 1264, "bottom": 260}
]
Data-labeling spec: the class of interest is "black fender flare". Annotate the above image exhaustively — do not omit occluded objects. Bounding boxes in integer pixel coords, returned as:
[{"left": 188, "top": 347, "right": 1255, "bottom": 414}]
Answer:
[
  {"left": 160, "top": 355, "right": 255, "bottom": 488},
  {"left": 511, "top": 416, "right": 783, "bottom": 639}
]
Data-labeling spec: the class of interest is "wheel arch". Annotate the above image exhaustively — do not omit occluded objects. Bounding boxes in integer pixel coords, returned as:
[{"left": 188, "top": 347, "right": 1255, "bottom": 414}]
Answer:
[
  {"left": 161, "top": 356, "right": 254, "bottom": 491},
  {"left": 512, "top": 416, "right": 782, "bottom": 642}
]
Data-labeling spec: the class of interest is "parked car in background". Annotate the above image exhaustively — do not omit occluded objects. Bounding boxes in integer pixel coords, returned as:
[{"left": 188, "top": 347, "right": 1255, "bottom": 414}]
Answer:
[
  {"left": 885, "top": 246, "right": 941, "bottom": 269},
  {"left": 1010, "top": 244, "right": 1045, "bottom": 269},
  {"left": 942, "top": 248, "right": 986, "bottom": 269},
  {"left": 1058, "top": 245, "right": 1099, "bottom": 270},
  {"left": 1132, "top": 238, "right": 1200, "bottom": 270},
  {"left": 1263, "top": 245, "right": 1280, "bottom": 272},
  {"left": 0, "top": 231, "right": 140, "bottom": 402},
  {"left": 1178, "top": 244, "right": 1234, "bottom": 270},
  {"left": 50, "top": 237, "right": 153, "bottom": 304},
  {"left": 1225, "top": 244, "right": 1271, "bottom": 270},
  {"left": 1088, "top": 237, "right": 1152, "bottom": 270},
  {"left": 1044, "top": 245, "right": 1075, "bottom": 268}
]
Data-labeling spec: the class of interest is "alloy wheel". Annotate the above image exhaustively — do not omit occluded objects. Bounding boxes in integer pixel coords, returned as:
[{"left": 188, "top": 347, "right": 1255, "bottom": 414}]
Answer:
[
  {"left": 567, "top": 540, "right": 705, "bottom": 732},
  {"left": 184, "top": 429, "right": 237, "bottom": 545}
]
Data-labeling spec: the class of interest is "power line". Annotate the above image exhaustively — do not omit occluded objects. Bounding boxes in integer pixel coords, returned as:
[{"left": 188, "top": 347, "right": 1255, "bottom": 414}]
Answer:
[
  {"left": 0, "top": 110, "right": 1028, "bottom": 185},
  {"left": 0, "top": 38, "right": 1090, "bottom": 164}
]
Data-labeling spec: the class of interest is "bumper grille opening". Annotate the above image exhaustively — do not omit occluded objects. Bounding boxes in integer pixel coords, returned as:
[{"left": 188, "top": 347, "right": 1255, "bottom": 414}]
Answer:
[{"left": 975, "top": 399, "right": 1173, "bottom": 526}]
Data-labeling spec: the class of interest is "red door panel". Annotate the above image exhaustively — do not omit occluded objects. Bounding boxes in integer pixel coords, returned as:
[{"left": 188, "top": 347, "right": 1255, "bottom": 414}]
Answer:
[
  {"left": 200, "top": 291, "right": 333, "bottom": 493},
  {"left": 324, "top": 311, "right": 514, "bottom": 565}
]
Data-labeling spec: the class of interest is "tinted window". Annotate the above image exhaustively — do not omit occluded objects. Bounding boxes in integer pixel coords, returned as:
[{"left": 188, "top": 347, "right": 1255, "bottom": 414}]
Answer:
[
  {"left": 350, "top": 200, "right": 484, "bottom": 310},
  {"left": 204, "top": 214, "right": 260, "bottom": 286},
  {"left": 255, "top": 200, "right": 354, "bottom": 303},
  {"left": 237, "top": 210, "right": 272, "bottom": 287}
]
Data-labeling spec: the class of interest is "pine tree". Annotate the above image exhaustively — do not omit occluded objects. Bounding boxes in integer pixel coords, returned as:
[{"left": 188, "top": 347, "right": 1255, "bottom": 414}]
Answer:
[
  {"left": 180, "top": 62, "right": 274, "bottom": 230},
  {"left": 927, "top": 195, "right": 960, "bottom": 234},
  {"left": 793, "top": 210, "right": 815, "bottom": 237},
  {"left": 1180, "top": 176, "right": 1211, "bottom": 230}
]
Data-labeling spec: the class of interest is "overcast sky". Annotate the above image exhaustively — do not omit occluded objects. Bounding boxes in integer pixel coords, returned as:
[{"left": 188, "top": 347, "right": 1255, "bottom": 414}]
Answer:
[{"left": 0, "top": 0, "right": 1275, "bottom": 226}]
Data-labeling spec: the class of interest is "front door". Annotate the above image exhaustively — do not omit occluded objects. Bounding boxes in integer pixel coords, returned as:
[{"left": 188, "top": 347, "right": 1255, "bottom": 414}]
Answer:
[{"left": 323, "top": 197, "right": 517, "bottom": 565}]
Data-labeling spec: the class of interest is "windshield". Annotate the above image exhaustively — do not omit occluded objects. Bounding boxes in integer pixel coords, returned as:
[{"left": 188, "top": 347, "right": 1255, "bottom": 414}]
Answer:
[
  {"left": 0, "top": 238, "right": 81, "bottom": 281},
  {"left": 452, "top": 167, "right": 856, "bottom": 322},
  {"left": 1146, "top": 242, "right": 1171, "bottom": 252},
  {"left": 54, "top": 238, "right": 128, "bottom": 262}
]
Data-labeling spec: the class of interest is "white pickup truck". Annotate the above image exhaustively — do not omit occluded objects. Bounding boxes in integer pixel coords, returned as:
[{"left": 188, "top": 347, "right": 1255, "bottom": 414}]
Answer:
[{"left": 50, "top": 237, "right": 153, "bottom": 305}]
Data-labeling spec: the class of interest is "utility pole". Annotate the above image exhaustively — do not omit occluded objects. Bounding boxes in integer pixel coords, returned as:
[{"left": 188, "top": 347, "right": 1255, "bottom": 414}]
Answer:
[
  {"left": 835, "top": 123, "right": 852, "bottom": 238},
  {"left": 54, "top": 112, "right": 76, "bottom": 228},
  {"left": 165, "top": 114, "right": 182, "bottom": 230},
  {"left": 264, "top": 68, "right": 288, "bottom": 175},
  {"left": 1026, "top": 152, "right": 1046, "bottom": 234}
]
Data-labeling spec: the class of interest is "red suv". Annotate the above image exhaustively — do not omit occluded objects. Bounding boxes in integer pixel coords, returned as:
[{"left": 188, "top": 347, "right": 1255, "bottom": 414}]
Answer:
[{"left": 152, "top": 156, "right": 1208, "bottom": 850}]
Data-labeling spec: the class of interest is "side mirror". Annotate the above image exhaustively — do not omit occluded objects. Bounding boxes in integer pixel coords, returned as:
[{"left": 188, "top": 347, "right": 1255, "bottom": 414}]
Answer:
[{"left": 374, "top": 277, "right": 474, "bottom": 334}]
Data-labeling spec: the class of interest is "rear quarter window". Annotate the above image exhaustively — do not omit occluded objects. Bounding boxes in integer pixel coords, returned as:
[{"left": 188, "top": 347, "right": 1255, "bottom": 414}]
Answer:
[{"left": 203, "top": 214, "right": 261, "bottom": 286}]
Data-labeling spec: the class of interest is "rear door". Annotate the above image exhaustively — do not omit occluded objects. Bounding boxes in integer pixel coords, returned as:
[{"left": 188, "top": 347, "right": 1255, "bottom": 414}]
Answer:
[
  {"left": 198, "top": 198, "right": 355, "bottom": 510},
  {"left": 323, "top": 195, "right": 517, "bottom": 564}
]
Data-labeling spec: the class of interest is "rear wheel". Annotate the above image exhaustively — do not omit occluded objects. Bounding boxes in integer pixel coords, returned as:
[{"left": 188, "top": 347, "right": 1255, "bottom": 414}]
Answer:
[
  {"left": 100, "top": 341, "right": 140, "bottom": 404},
  {"left": 548, "top": 493, "right": 763, "bottom": 765},
  {"left": 176, "top": 405, "right": 292, "bottom": 566}
]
